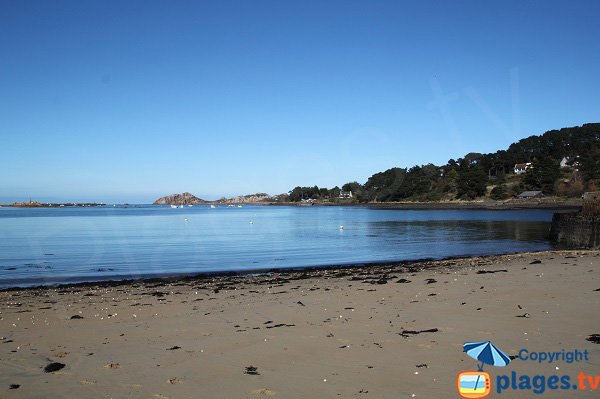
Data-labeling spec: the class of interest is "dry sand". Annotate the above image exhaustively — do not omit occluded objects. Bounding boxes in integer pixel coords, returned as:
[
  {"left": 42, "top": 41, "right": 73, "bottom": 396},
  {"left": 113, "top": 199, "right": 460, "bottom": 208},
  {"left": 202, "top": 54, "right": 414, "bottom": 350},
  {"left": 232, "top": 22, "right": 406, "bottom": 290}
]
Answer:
[{"left": 0, "top": 250, "right": 599, "bottom": 398}]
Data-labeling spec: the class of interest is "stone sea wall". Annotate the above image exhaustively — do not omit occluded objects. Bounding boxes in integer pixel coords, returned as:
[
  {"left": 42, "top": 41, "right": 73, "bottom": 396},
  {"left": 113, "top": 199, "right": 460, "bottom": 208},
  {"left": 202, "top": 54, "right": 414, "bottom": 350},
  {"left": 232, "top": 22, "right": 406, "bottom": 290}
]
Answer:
[{"left": 550, "top": 212, "right": 600, "bottom": 249}]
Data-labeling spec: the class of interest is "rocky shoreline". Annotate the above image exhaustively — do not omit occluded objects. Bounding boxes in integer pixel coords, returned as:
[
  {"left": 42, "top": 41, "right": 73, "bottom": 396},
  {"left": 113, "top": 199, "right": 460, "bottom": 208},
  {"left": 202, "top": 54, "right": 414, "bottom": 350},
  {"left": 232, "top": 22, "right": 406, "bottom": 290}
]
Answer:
[{"left": 0, "top": 250, "right": 585, "bottom": 293}]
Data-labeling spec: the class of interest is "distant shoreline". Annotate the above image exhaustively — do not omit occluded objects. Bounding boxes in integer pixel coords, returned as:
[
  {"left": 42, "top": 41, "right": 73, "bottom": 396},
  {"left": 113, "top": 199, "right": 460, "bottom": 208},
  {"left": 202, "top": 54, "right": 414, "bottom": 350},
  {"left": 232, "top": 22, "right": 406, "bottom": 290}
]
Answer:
[
  {"left": 0, "top": 202, "right": 106, "bottom": 208},
  {"left": 364, "top": 199, "right": 582, "bottom": 211},
  {"left": 0, "top": 198, "right": 582, "bottom": 211},
  {"left": 265, "top": 198, "right": 583, "bottom": 211}
]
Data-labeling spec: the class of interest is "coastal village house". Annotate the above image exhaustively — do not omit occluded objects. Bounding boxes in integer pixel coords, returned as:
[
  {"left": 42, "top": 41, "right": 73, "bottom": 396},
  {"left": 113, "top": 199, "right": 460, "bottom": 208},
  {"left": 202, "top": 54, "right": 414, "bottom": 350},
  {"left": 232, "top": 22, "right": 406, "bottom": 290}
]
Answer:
[
  {"left": 560, "top": 156, "right": 581, "bottom": 169},
  {"left": 513, "top": 162, "right": 532, "bottom": 175},
  {"left": 518, "top": 190, "right": 544, "bottom": 199},
  {"left": 339, "top": 191, "right": 353, "bottom": 198}
]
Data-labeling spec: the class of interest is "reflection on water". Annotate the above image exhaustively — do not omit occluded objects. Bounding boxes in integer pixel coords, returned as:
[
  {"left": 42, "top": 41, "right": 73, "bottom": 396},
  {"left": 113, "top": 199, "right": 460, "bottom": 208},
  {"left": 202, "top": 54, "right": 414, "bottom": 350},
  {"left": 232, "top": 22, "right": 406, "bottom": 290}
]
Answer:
[
  {"left": 369, "top": 220, "right": 550, "bottom": 242},
  {"left": 0, "top": 206, "right": 556, "bottom": 287}
]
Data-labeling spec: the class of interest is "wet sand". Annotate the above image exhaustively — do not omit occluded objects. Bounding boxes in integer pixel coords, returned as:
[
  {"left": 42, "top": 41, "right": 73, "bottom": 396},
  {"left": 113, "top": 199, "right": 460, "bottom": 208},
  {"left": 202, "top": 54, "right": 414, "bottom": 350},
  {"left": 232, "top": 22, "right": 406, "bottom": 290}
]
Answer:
[{"left": 1, "top": 250, "right": 599, "bottom": 398}]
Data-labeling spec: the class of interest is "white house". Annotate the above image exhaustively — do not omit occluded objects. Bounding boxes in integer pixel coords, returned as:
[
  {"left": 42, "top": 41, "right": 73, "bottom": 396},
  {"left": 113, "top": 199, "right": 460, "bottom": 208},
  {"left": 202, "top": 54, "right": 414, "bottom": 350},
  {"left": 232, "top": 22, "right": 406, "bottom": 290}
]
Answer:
[
  {"left": 560, "top": 156, "right": 581, "bottom": 169},
  {"left": 339, "top": 191, "right": 353, "bottom": 198},
  {"left": 514, "top": 162, "right": 532, "bottom": 175}
]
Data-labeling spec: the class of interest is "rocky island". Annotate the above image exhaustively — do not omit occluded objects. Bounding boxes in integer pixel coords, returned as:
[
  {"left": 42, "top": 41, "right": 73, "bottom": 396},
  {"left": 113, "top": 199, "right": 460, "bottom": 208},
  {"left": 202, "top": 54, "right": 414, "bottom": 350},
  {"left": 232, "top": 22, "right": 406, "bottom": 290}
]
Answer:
[{"left": 152, "top": 192, "right": 208, "bottom": 205}]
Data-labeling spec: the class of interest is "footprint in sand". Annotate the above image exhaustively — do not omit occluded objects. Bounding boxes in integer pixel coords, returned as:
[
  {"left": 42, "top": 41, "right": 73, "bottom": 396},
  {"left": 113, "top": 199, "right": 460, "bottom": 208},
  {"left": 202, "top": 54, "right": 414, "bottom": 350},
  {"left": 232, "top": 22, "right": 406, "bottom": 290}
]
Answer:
[
  {"left": 167, "top": 377, "right": 184, "bottom": 384},
  {"left": 104, "top": 363, "right": 121, "bottom": 369},
  {"left": 249, "top": 388, "right": 276, "bottom": 396},
  {"left": 80, "top": 379, "right": 96, "bottom": 385}
]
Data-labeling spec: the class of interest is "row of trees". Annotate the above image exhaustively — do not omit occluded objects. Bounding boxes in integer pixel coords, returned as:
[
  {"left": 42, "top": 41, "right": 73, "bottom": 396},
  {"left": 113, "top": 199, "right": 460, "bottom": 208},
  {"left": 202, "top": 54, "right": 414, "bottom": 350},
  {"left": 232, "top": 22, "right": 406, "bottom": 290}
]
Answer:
[
  {"left": 287, "top": 123, "right": 600, "bottom": 202},
  {"left": 287, "top": 186, "right": 342, "bottom": 202}
]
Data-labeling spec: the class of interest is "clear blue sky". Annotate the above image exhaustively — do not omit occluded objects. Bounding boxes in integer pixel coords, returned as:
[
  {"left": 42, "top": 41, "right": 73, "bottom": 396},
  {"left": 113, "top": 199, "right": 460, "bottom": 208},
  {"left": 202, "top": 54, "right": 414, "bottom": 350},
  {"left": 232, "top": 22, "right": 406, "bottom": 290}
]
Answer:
[{"left": 1, "top": 0, "right": 599, "bottom": 203}]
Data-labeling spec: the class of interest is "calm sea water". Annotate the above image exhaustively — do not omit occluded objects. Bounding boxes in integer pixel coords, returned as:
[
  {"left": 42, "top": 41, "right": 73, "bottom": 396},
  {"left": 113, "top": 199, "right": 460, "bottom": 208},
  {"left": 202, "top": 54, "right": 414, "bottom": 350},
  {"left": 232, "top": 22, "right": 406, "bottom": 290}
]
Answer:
[{"left": 0, "top": 205, "right": 556, "bottom": 288}]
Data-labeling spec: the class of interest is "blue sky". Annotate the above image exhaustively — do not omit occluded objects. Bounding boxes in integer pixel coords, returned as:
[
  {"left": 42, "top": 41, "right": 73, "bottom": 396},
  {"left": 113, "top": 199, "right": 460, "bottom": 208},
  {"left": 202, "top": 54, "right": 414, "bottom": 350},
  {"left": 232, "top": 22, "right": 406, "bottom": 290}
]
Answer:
[{"left": 1, "top": 0, "right": 599, "bottom": 203}]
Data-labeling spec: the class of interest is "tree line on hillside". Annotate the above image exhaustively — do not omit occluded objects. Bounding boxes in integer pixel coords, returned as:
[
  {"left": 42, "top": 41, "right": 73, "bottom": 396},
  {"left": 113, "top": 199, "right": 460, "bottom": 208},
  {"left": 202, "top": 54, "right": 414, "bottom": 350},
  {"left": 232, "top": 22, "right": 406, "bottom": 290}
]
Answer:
[{"left": 286, "top": 123, "right": 600, "bottom": 202}]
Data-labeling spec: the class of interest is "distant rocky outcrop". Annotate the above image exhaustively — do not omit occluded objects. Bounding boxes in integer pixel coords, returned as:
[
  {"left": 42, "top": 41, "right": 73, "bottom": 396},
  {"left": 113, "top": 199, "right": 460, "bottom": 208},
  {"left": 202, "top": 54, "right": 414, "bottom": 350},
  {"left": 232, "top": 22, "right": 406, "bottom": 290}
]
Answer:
[
  {"left": 217, "top": 193, "right": 289, "bottom": 204},
  {"left": 153, "top": 192, "right": 207, "bottom": 205}
]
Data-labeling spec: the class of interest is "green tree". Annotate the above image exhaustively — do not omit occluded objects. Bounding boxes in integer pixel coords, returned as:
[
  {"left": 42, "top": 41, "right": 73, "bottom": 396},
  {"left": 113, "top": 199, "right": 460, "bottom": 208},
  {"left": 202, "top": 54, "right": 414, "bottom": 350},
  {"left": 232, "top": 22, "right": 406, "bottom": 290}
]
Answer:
[
  {"left": 342, "top": 182, "right": 360, "bottom": 192},
  {"left": 490, "top": 184, "right": 509, "bottom": 200},
  {"left": 524, "top": 157, "right": 560, "bottom": 194},
  {"left": 456, "top": 167, "right": 488, "bottom": 199},
  {"left": 364, "top": 168, "right": 406, "bottom": 201},
  {"left": 330, "top": 186, "right": 341, "bottom": 198},
  {"left": 341, "top": 182, "right": 367, "bottom": 202},
  {"left": 288, "top": 186, "right": 324, "bottom": 201},
  {"left": 581, "top": 155, "right": 600, "bottom": 181},
  {"left": 288, "top": 186, "right": 304, "bottom": 202}
]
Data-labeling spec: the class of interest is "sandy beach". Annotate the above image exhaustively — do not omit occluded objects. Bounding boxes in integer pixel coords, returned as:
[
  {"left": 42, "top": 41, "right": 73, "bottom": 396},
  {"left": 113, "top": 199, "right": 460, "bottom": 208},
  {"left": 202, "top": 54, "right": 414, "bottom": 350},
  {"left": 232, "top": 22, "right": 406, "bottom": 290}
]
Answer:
[{"left": 1, "top": 250, "right": 599, "bottom": 398}]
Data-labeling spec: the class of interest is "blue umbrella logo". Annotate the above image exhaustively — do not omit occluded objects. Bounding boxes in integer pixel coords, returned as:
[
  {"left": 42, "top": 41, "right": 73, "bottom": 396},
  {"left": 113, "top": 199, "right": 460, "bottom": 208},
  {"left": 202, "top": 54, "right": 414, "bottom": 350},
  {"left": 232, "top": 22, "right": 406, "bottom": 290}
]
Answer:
[{"left": 463, "top": 341, "right": 511, "bottom": 371}]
